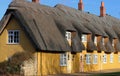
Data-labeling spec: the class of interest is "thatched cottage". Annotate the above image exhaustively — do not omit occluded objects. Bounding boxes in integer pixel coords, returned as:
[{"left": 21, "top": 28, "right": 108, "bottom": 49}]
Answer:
[{"left": 0, "top": 0, "right": 120, "bottom": 75}]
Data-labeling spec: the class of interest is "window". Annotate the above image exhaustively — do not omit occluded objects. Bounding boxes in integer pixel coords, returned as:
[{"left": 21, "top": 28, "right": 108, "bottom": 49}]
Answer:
[
  {"left": 86, "top": 54, "right": 91, "bottom": 64},
  {"left": 103, "top": 54, "right": 107, "bottom": 63},
  {"left": 60, "top": 53, "right": 67, "bottom": 66},
  {"left": 102, "top": 38, "right": 105, "bottom": 45},
  {"left": 112, "top": 39, "right": 114, "bottom": 47},
  {"left": 118, "top": 55, "right": 120, "bottom": 62},
  {"left": 8, "top": 30, "right": 19, "bottom": 44},
  {"left": 94, "top": 36, "right": 97, "bottom": 44},
  {"left": 93, "top": 54, "right": 98, "bottom": 64},
  {"left": 65, "top": 31, "right": 71, "bottom": 40},
  {"left": 81, "top": 34, "right": 87, "bottom": 42},
  {"left": 110, "top": 54, "right": 113, "bottom": 63}
]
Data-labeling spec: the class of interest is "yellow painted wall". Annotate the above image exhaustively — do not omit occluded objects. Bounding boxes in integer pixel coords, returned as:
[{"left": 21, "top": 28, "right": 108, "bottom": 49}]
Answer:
[
  {"left": 79, "top": 50, "right": 120, "bottom": 72},
  {"left": 80, "top": 39, "right": 120, "bottom": 72},
  {"left": 101, "top": 52, "right": 120, "bottom": 70},
  {"left": 37, "top": 52, "right": 68, "bottom": 76},
  {"left": 72, "top": 53, "right": 80, "bottom": 73},
  {"left": 0, "top": 18, "right": 36, "bottom": 62}
]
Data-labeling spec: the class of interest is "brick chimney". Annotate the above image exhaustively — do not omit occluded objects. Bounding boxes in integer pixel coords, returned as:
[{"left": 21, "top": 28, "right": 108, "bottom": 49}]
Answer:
[
  {"left": 32, "top": 0, "right": 39, "bottom": 3},
  {"left": 78, "top": 0, "right": 84, "bottom": 11},
  {"left": 100, "top": 1, "right": 106, "bottom": 17}
]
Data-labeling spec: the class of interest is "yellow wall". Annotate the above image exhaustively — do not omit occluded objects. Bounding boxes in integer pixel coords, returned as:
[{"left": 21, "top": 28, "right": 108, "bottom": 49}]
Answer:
[
  {"left": 79, "top": 51, "right": 120, "bottom": 72},
  {"left": 0, "top": 18, "right": 35, "bottom": 62},
  {"left": 72, "top": 53, "right": 80, "bottom": 73},
  {"left": 101, "top": 52, "right": 120, "bottom": 70},
  {"left": 79, "top": 39, "right": 120, "bottom": 72},
  {"left": 37, "top": 52, "right": 68, "bottom": 76}
]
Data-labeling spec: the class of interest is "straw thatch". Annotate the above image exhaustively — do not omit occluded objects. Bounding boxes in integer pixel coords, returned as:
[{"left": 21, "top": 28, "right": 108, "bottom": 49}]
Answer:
[{"left": 0, "top": 0, "right": 120, "bottom": 52}]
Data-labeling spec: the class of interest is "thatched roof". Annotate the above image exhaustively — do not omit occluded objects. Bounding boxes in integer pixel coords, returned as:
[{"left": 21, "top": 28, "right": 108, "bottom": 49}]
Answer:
[{"left": 0, "top": 0, "right": 120, "bottom": 52}]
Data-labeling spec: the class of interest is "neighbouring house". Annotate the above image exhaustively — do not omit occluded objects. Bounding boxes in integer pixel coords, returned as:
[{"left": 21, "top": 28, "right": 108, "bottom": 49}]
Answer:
[{"left": 0, "top": 0, "right": 120, "bottom": 75}]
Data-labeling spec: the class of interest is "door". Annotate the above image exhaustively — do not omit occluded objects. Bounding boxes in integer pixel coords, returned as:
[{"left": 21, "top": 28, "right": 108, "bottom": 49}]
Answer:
[
  {"left": 80, "top": 54, "right": 84, "bottom": 72},
  {"left": 99, "top": 54, "right": 103, "bottom": 71},
  {"left": 67, "top": 53, "right": 72, "bottom": 73}
]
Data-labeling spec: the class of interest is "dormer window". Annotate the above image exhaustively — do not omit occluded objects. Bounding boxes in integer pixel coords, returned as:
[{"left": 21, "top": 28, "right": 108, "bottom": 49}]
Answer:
[
  {"left": 65, "top": 31, "right": 71, "bottom": 40},
  {"left": 112, "top": 39, "right": 114, "bottom": 47},
  {"left": 81, "top": 34, "right": 87, "bottom": 42},
  {"left": 102, "top": 38, "right": 105, "bottom": 45},
  {"left": 94, "top": 36, "right": 97, "bottom": 44}
]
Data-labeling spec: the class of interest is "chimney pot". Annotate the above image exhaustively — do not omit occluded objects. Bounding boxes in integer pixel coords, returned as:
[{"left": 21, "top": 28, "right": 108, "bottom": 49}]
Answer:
[
  {"left": 100, "top": 1, "right": 106, "bottom": 17},
  {"left": 32, "top": 0, "right": 39, "bottom": 3},
  {"left": 78, "top": 0, "right": 84, "bottom": 11},
  {"left": 101, "top": 1, "right": 104, "bottom": 7}
]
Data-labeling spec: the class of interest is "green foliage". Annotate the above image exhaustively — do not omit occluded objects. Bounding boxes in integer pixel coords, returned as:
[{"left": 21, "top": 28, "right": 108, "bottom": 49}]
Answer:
[{"left": 0, "top": 51, "right": 33, "bottom": 75}]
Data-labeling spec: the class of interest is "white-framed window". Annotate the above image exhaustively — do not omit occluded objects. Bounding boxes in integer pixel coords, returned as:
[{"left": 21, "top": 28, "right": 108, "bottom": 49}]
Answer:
[
  {"left": 60, "top": 53, "right": 67, "bottom": 66},
  {"left": 65, "top": 31, "right": 71, "bottom": 40},
  {"left": 118, "top": 55, "right": 120, "bottom": 62},
  {"left": 81, "top": 34, "right": 87, "bottom": 42},
  {"left": 94, "top": 36, "right": 97, "bottom": 44},
  {"left": 8, "top": 30, "right": 19, "bottom": 44},
  {"left": 110, "top": 54, "right": 113, "bottom": 63},
  {"left": 86, "top": 54, "right": 91, "bottom": 64},
  {"left": 103, "top": 54, "right": 107, "bottom": 63},
  {"left": 93, "top": 54, "right": 98, "bottom": 64},
  {"left": 112, "top": 39, "right": 114, "bottom": 47},
  {"left": 102, "top": 38, "right": 105, "bottom": 45}
]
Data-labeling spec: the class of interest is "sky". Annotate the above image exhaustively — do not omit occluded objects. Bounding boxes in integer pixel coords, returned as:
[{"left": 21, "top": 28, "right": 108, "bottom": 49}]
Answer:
[{"left": 0, "top": 0, "right": 120, "bottom": 20}]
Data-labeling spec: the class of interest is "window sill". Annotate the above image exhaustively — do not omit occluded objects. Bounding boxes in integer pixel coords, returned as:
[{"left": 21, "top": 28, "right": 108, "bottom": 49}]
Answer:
[
  {"left": 86, "top": 63, "right": 91, "bottom": 65},
  {"left": 7, "top": 43, "right": 20, "bottom": 45},
  {"left": 103, "top": 62, "right": 107, "bottom": 64},
  {"left": 60, "top": 65, "right": 67, "bottom": 67},
  {"left": 82, "top": 41, "right": 87, "bottom": 43}
]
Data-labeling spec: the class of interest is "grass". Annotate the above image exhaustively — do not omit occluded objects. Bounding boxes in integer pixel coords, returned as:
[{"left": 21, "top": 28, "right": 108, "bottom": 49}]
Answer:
[{"left": 92, "top": 72, "right": 120, "bottom": 76}]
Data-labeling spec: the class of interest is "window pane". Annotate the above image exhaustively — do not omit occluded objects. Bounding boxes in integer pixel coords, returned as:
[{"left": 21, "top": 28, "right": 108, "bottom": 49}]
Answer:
[
  {"left": 103, "top": 54, "right": 107, "bottom": 63},
  {"left": 66, "top": 31, "right": 71, "bottom": 40},
  {"left": 110, "top": 54, "right": 113, "bottom": 63},
  {"left": 102, "top": 38, "right": 104, "bottom": 45},
  {"left": 86, "top": 54, "right": 91, "bottom": 64},
  {"left": 118, "top": 55, "right": 120, "bottom": 62},
  {"left": 60, "top": 53, "right": 67, "bottom": 66},
  {"left": 94, "top": 36, "right": 97, "bottom": 43},
  {"left": 93, "top": 54, "right": 98, "bottom": 64},
  {"left": 8, "top": 30, "right": 19, "bottom": 44},
  {"left": 82, "top": 34, "right": 87, "bottom": 42},
  {"left": 112, "top": 40, "right": 114, "bottom": 47}
]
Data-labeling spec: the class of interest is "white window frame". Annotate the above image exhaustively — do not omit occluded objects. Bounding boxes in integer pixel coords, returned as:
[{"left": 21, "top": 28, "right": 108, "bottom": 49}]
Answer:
[
  {"left": 118, "top": 55, "right": 120, "bottom": 63},
  {"left": 102, "top": 38, "right": 105, "bottom": 45},
  {"left": 103, "top": 54, "right": 107, "bottom": 63},
  {"left": 112, "top": 39, "right": 114, "bottom": 47},
  {"left": 8, "top": 30, "right": 19, "bottom": 44},
  {"left": 86, "top": 54, "right": 91, "bottom": 64},
  {"left": 94, "top": 36, "right": 97, "bottom": 44},
  {"left": 110, "top": 53, "right": 113, "bottom": 63},
  {"left": 60, "top": 53, "right": 67, "bottom": 66},
  {"left": 65, "top": 31, "right": 71, "bottom": 40},
  {"left": 93, "top": 54, "right": 98, "bottom": 64},
  {"left": 81, "top": 34, "right": 87, "bottom": 42}
]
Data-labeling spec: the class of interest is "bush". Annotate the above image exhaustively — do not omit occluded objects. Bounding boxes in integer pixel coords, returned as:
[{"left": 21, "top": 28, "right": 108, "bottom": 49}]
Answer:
[{"left": 0, "top": 51, "right": 33, "bottom": 75}]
